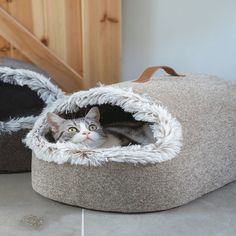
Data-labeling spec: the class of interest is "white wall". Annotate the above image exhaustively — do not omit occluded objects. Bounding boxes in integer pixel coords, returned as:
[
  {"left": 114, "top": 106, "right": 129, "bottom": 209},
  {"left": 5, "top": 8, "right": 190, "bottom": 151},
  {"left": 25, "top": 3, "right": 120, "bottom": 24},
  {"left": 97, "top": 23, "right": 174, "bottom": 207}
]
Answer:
[{"left": 122, "top": 0, "right": 236, "bottom": 82}]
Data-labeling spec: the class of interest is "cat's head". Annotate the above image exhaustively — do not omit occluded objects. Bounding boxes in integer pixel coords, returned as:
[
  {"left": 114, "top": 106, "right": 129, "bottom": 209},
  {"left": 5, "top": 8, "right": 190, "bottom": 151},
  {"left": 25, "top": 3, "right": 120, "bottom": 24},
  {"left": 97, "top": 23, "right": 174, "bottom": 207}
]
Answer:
[{"left": 47, "top": 107, "right": 106, "bottom": 148}]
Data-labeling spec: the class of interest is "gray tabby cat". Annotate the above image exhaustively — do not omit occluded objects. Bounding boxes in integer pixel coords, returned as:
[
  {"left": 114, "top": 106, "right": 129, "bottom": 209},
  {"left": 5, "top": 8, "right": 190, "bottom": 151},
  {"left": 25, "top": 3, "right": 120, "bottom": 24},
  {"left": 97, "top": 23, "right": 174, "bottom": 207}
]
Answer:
[
  {"left": 47, "top": 107, "right": 154, "bottom": 149},
  {"left": 47, "top": 107, "right": 121, "bottom": 148}
]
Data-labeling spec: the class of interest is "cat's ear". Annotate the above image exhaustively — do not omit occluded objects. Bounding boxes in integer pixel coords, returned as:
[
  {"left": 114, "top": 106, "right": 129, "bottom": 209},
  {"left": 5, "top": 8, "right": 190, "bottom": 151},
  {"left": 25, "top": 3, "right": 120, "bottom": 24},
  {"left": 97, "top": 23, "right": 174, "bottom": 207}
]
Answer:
[
  {"left": 47, "top": 112, "right": 65, "bottom": 133},
  {"left": 85, "top": 107, "right": 100, "bottom": 121}
]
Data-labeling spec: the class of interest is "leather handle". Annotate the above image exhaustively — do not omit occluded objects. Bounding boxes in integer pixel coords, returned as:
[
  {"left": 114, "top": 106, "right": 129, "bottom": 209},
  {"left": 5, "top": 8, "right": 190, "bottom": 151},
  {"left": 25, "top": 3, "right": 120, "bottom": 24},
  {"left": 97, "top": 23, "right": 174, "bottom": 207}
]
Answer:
[{"left": 134, "top": 66, "right": 181, "bottom": 83}]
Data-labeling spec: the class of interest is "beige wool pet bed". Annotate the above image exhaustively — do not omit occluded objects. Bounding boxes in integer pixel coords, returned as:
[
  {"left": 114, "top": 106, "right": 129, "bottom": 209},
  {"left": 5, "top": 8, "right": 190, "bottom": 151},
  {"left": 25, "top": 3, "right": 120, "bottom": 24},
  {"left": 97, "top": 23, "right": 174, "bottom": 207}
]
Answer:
[{"left": 25, "top": 66, "right": 236, "bottom": 213}]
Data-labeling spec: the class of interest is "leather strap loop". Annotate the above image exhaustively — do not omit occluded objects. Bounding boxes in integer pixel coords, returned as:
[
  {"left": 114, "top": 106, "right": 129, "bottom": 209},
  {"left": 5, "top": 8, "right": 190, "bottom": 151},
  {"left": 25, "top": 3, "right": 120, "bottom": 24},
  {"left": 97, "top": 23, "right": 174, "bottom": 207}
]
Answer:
[{"left": 134, "top": 66, "right": 181, "bottom": 83}]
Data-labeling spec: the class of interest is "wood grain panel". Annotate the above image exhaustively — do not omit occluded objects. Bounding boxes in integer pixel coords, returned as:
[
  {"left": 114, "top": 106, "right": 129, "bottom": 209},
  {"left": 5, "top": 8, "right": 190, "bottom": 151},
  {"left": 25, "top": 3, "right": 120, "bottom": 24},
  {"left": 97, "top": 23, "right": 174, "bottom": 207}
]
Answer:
[
  {"left": 0, "top": 37, "right": 10, "bottom": 56},
  {"left": 0, "top": 0, "right": 10, "bottom": 57},
  {"left": 43, "top": 0, "right": 67, "bottom": 61},
  {"left": 64, "top": 0, "right": 83, "bottom": 75},
  {"left": 0, "top": 0, "right": 121, "bottom": 90},
  {"left": 0, "top": 7, "right": 82, "bottom": 92},
  {"left": 43, "top": 0, "right": 83, "bottom": 76},
  {"left": 32, "top": 0, "right": 46, "bottom": 41},
  {"left": 82, "top": 0, "right": 121, "bottom": 88},
  {"left": 7, "top": 0, "right": 33, "bottom": 61}
]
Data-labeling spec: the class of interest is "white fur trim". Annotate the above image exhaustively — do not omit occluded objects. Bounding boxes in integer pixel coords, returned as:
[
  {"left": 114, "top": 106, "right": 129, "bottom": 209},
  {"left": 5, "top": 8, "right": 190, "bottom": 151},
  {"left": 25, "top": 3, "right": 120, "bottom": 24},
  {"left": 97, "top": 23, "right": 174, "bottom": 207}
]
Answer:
[
  {"left": 0, "top": 67, "right": 64, "bottom": 134},
  {"left": 25, "top": 86, "right": 183, "bottom": 166},
  {"left": 0, "top": 116, "right": 37, "bottom": 134}
]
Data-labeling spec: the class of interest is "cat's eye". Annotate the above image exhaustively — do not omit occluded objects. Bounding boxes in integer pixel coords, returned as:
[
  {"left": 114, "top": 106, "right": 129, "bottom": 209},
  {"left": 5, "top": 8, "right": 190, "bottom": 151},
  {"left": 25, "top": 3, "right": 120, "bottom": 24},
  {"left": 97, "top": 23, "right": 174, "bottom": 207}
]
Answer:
[
  {"left": 88, "top": 124, "right": 97, "bottom": 131},
  {"left": 68, "top": 127, "right": 78, "bottom": 133}
]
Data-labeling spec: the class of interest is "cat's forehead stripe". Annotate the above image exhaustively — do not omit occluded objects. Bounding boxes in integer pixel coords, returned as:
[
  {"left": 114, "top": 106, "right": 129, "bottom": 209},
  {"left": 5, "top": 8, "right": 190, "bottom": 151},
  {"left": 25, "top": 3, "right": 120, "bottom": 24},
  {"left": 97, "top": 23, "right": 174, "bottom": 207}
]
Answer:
[
  {"left": 85, "top": 119, "right": 90, "bottom": 125},
  {"left": 72, "top": 120, "right": 77, "bottom": 126}
]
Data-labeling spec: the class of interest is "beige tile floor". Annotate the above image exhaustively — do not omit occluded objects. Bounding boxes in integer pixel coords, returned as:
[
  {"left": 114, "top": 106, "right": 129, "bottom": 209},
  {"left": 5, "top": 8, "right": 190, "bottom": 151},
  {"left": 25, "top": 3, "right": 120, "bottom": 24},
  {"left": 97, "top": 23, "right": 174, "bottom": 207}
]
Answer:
[{"left": 0, "top": 173, "right": 235, "bottom": 236}]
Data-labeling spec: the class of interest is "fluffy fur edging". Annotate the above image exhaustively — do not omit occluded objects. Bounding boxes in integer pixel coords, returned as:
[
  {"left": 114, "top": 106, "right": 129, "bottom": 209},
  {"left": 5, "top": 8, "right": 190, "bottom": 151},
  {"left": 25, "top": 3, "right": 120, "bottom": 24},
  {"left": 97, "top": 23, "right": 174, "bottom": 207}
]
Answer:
[
  {"left": 25, "top": 86, "right": 183, "bottom": 166},
  {"left": 0, "top": 67, "right": 64, "bottom": 134},
  {"left": 0, "top": 116, "right": 37, "bottom": 134}
]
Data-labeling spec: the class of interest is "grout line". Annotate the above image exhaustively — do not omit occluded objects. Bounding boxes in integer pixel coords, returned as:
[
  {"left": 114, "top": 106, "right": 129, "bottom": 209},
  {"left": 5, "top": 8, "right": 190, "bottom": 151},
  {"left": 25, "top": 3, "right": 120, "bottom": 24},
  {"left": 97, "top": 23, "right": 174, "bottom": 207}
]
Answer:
[{"left": 81, "top": 208, "right": 85, "bottom": 236}]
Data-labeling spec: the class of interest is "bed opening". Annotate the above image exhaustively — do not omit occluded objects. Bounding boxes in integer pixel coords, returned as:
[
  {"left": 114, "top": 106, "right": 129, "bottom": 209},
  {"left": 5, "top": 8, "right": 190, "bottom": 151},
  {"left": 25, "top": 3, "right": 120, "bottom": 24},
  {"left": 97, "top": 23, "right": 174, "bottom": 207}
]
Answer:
[
  {"left": 46, "top": 104, "right": 155, "bottom": 147},
  {"left": 0, "top": 81, "right": 44, "bottom": 122}
]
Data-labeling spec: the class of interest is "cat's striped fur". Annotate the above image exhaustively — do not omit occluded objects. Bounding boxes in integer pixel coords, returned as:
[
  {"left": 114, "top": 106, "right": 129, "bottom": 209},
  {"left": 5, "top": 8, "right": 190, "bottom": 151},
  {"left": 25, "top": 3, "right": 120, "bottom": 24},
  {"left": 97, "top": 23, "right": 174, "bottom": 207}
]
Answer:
[{"left": 47, "top": 107, "right": 154, "bottom": 148}]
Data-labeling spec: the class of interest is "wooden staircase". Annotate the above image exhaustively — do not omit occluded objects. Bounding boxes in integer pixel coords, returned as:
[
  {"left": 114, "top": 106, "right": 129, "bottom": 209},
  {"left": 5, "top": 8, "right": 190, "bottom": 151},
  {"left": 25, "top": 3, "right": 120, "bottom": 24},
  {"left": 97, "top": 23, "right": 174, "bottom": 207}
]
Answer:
[{"left": 0, "top": 0, "right": 121, "bottom": 92}]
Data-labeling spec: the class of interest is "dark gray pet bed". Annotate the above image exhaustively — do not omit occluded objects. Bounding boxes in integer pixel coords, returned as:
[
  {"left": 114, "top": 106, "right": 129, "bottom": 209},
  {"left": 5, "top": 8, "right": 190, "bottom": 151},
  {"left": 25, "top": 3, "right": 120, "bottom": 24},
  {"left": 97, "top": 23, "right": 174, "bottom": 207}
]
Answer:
[
  {"left": 25, "top": 66, "right": 236, "bottom": 213},
  {"left": 0, "top": 57, "right": 63, "bottom": 173}
]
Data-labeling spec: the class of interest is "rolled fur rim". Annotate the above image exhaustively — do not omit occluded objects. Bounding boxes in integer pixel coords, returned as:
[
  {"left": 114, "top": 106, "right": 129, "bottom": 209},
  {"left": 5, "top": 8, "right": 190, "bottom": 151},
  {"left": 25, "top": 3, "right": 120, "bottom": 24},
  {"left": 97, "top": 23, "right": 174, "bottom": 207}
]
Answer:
[
  {"left": 25, "top": 85, "right": 183, "bottom": 166},
  {"left": 0, "top": 66, "right": 64, "bottom": 134}
]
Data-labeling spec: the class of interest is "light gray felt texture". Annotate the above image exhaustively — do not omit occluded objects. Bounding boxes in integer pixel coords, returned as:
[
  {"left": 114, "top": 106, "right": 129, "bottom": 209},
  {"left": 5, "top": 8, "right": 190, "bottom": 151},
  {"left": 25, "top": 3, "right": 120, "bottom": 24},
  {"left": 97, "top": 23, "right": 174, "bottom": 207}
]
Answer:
[{"left": 32, "top": 74, "right": 236, "bottom": 212}]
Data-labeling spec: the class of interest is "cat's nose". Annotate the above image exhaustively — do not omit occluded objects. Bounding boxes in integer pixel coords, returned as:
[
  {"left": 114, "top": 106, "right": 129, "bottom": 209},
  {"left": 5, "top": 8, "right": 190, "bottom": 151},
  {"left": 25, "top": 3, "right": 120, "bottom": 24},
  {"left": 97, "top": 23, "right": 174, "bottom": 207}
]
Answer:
[{"left": 82, "top": 131, "right": 90, "bottom": 135}]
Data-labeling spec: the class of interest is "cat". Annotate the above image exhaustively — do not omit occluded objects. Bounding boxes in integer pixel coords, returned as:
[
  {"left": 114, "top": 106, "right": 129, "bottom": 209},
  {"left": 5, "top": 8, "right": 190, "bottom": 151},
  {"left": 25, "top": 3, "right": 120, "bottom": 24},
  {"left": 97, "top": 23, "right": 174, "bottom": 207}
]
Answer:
[
  {"left": 47, "top": 107, "right": 154, "bottom": 149},
  {"left": 47, "top": 107, "right": 122, "bottom": 148},
  {"left": 104, "top": 122, "right": 154, "bottom": 145}
]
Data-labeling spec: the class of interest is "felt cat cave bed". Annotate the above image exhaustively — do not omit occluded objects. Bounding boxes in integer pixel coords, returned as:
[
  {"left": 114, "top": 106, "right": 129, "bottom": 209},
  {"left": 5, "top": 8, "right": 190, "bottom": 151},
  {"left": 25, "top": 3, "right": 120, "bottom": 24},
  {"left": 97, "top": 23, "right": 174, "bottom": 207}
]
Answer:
[
  {"left": 0, "top": 58, "right": 64, "bottom": 173},
  {"left": 25, "top": 66, "right": 236, "bottom": 213}
]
